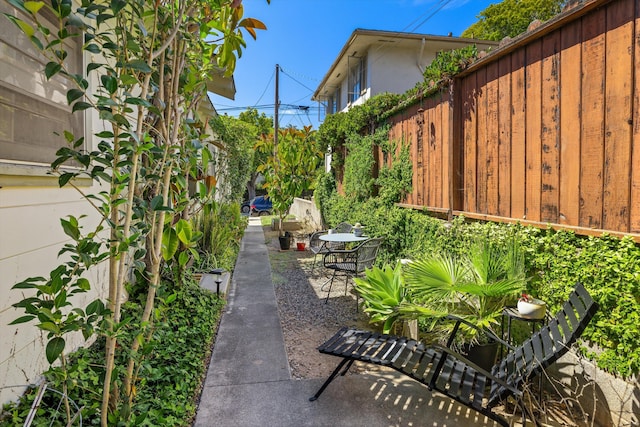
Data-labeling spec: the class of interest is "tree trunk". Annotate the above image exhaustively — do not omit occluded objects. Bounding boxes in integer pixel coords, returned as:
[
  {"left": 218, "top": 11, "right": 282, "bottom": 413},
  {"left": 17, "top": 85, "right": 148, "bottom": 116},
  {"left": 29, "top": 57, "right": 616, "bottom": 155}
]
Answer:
[{"left": 246, "top": 174, "right": 258, "bottom": 200}]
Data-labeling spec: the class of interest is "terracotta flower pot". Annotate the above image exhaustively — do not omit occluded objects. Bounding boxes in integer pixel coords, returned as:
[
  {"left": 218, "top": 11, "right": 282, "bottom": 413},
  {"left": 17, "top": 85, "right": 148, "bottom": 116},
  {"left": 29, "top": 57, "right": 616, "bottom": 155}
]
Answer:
[{"left": 296, "top": 242, "right": 306, "bottom": 251}]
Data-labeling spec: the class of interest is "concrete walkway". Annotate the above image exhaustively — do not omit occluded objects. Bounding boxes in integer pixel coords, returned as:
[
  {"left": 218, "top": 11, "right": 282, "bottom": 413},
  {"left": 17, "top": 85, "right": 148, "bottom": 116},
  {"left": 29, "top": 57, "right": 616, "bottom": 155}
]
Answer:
[{"left": 194, "top": 219, "right": 506, "bottom": 427}]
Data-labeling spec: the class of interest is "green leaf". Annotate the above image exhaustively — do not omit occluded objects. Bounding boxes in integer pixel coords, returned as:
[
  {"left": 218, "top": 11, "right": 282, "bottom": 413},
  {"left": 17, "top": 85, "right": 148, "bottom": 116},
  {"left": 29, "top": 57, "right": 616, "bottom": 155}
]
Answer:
[
  {"left": 85, "top": 43, "right": 100, "bottom": 54},
  {"left": 9, "top": 315, "right": 36, "bottom": 325},
  {"left": 101, "top": 75, "right": 118, "bottom": 94},
  {"left": 178, "top": 251, "right": 189, "bottom": 266},
  {"left": 5, "top": 15, "right": 35, "bottom": 38},
  {"left": 72, "top": 101, "right": 91, "bottom": 112},
  {"left": 126, "top": 59, "right": 152, "bottom": 73},
  {"left": 58, "top": 173, "right": 74, "bottom": 187},
  {"left": 162, "top": 228, "right": 178, "bottom": 261},
  {"left": 165, "top": 293, "right": 177, "bottom": 304},
  {"left": 110, "top": 0, "right": 126, "bottom": 14},
  {"left": 87, "top": 62, "right": 102, "bottom": 73},
  {"left": 95, "top": 130, "right": 114, "bottom": 138},
  {"left": 45, "top": 61, "right": 62, "bottom": 79},
  {"left": 60, "top": 217, "right": 80, "bottom": 240},
  {"left": 125, "top": 97, "right": 151, "bottom": 107},
  {"left": 175, "top": 219, "right": 192, "bottom": 244},
  {"left": 24, "top": 1, "right": 45, "bottom": 14},
  {"left": 150, "top": 195, "right": 163, "bottom": 211},
  {"left": 66, "top": 88, "right": 84, "bottom": 104},
  {"left": 39, "top": 322, "right": 60, "bottom": 334},
  {"left": 86, "top": 299, "right": 104, "bottom": 315},
  {"left": 76, "top": 278, "right": 90, "bottom": 291},
  {"left": 6, "top": 0, "right": 29, "bottom": 13},
  {"left": 120, "top": 74, "right": 138, "bottom": 86},
  {"left": 46, "top": 337, "right": 65, "bottom": 364}
]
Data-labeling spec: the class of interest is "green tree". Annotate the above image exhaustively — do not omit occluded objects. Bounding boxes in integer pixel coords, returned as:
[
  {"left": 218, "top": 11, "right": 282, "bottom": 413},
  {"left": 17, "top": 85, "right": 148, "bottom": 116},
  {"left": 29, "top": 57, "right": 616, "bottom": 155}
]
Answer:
[
  {"left": 256, "top": 126, "right": 323, "bottom": 235},
  {"left": 209, "top": 115, "right": 256, "bottom": 202},
  {"left": 5, "top": 0, "right": 267, "bottom": 424},
  {"left": 461, "top": 0, "right": 565, "bottom": 41},
  {"left": 238, "top": 108, "right": 273, "bottom": 199}
]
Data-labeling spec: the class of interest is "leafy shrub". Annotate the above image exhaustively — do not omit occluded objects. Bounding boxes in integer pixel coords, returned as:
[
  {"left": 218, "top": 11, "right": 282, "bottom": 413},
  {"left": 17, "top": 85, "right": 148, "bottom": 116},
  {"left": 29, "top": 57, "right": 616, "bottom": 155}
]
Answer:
[
  {"left": 192, "top": 201, "right": 247, "bottom": 271},
  {"left": 1, "top": 280, "right": 224, "bottom": 426}
]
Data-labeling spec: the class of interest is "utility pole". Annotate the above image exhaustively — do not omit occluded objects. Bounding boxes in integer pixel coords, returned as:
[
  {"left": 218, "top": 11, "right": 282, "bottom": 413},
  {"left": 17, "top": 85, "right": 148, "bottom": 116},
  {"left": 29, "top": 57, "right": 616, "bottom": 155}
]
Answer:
[{"left": 274, "top": 64, "right": 279, "bottom": 162}]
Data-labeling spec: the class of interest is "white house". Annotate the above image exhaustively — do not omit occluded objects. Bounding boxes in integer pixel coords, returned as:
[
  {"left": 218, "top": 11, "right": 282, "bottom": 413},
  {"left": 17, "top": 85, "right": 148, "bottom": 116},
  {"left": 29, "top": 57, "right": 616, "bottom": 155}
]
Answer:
[
  {"left": 0, "top": 0, "right": 234, "bottom": 404},
  {"left": 312, "top": 28, "right": 497, "bottom": 115}
]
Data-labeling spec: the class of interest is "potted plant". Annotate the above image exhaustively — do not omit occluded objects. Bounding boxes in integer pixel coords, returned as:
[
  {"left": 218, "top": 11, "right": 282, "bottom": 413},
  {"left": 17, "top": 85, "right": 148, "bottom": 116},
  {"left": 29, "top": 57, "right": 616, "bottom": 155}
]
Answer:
[
  {"left": 517, "top": 293, "right": 547, "bottom": 319},
  {"left": 400, "top": 238, "right": 527, "bottom": 369}
]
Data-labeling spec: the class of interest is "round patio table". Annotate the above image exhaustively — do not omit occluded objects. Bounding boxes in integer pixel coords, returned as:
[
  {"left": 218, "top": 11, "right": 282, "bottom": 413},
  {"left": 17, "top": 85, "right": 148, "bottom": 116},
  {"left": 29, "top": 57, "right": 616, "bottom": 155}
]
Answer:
[{"left": 319, "top": 233, "right": 367, "bottom": 243}]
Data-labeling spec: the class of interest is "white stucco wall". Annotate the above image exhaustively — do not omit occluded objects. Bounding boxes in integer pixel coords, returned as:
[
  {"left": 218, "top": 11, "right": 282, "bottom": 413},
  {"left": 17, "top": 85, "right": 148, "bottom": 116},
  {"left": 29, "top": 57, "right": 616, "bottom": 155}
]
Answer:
[
  {"left": 289, "top": 197, "right": 322, "bottom": 231},
  {"left": 367, "top": 45, "right": 428, "bottom": 97}
]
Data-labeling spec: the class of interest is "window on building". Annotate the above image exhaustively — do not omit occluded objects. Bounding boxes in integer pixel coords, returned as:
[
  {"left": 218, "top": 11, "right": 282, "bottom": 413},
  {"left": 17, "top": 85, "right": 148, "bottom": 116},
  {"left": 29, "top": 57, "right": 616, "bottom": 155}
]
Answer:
[
  {"left": 328, "top": 87, "right": 341, "bottom": 114},
  {"left": 347, "top": 55, "right": 366, "bottom": 104},
  {"left": 0, "top": 2, "right": 85, "bottom": 167}
]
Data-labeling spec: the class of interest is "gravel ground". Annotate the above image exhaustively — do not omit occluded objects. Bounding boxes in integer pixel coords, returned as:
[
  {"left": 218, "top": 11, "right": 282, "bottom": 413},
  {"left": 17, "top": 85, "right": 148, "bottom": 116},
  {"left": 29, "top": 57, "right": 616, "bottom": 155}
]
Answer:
[{"left": 263, "top": 226, "right": 382, "bottom": 380}]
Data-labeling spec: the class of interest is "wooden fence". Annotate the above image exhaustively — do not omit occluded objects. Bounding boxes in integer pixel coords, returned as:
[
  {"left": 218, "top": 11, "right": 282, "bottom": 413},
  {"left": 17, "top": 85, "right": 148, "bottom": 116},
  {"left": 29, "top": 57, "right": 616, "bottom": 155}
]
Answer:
[{"left": 385, "top": 0, "right": 640, "bottom": 239}]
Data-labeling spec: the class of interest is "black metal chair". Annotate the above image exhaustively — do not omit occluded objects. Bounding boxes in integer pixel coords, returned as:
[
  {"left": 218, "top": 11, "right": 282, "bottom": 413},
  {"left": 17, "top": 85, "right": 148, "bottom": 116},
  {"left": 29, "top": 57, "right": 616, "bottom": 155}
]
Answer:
[
  {"left": 309, "top": 282, "right": 598, "bottom": 427},
  {"left": 321, "top": 237, "right": 383, "bottom": 303},
  {"left": 308, "top": 223, "right": 353, "bottom": 273},
  {"left": 309, "top": 230, "right": 329, "bottom": 273},
  {"left": 333, "top": 222, "right": 353, "bottom": 233}
]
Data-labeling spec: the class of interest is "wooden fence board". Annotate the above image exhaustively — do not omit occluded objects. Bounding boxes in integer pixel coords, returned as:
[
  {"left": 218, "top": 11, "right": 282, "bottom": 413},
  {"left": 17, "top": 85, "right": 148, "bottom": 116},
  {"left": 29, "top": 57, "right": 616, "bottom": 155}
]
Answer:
[
  {"left": 632, "top": 0, "right": 640, "bottom": 232},
  {"left": 486, "top": 61, "right": 500, "bottom": 216},
  {"left": 498, "top": 56, "right": 512, "bottom": 217},
  {"left": 603, "top": 1, "right": 633, "bottom": 231},
  {"left": 409, "top": 112, "right": 417, "bottom": 206},
  {"left": 525, "top": 40, "right": 543, "bottom": 222},
  {"left": 415, "top": 109, "right": 424, "bottom": 206},
  {"left": 511, "top": 48, "right": 527, "bottom": 219},
  {"left": 433, "top": 98, "right": 444, "bottom": 208},
  {"left": 442, "top": 91, "right": 452, "bottom": 210},
  {"left": 452, "top": 83, "right": 464, "bottom": 211},
  {"left": 579, "top": 10, "right": 606, "bottom": 229},
  {"left": 463, "top": 74, "right": 478, "bottom": 212},
  {"left": 540, "top": 34, "right": 561, "bottom": 223},
  {"left": 559, "top": 20, "right": 582, "bottom": 226},
  {"left": 477, "top": 68, "right": 489, "bottom": 214},
  {"left": 426, "top": 102, "right": 434, "bottom": 206}
]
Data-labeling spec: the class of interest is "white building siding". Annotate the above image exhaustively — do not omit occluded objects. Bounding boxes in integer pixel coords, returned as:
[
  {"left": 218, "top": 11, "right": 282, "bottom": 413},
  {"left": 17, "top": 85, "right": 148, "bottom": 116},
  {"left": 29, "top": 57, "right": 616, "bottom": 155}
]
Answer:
[
  {"left": 0, "top": 1, "right": 110, "bottom": 403},
  {"left": 0, "top": 186, "right": 110, "bottom": 403},
  {"left": 367, "top": 45, "right": 426, "bottom": 97}
]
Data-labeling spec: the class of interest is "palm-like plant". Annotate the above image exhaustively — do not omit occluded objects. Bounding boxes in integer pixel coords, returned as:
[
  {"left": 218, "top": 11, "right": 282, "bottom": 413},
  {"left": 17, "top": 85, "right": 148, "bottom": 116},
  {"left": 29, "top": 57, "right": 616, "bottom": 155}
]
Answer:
[
  {"left": 401, "top": 238, "right": 527, "bottom": 346},
  {"left": 355, "top": 261, "right": 443, "bottom": 334}
]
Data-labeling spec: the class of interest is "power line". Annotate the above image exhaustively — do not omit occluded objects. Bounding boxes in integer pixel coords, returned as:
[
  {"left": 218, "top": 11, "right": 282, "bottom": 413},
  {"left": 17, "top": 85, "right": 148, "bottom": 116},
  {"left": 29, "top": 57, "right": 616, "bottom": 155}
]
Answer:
[
  {"left": 252, "top": 68, "right": 275, "bottom": 107},
  {"left": 280, "top": 67, "right": 318, "bottom": 94},
  {"left": 402, "top": 0, "right": 455, "bottom": 33}
]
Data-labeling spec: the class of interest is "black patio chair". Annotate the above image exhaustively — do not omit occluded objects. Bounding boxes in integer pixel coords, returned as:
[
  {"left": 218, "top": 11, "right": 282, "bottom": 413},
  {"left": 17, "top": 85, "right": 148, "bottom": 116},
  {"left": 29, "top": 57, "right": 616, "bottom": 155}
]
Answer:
[
  {"left": 308, "top": 223, "right": 353, "bottom": 273},
  {"left": 309, "top": 282, "right": 598, "bottom": 427},
  {"left": 322, "top": 237, "right": 383, "bottom": 303}
]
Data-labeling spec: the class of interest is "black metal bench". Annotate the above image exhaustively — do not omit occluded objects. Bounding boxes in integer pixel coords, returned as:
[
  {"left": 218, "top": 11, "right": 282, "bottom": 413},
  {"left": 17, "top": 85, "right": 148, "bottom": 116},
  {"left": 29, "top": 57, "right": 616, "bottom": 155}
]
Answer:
[{"left": 309, "top": 283, "right": 598, "bottom": 427}]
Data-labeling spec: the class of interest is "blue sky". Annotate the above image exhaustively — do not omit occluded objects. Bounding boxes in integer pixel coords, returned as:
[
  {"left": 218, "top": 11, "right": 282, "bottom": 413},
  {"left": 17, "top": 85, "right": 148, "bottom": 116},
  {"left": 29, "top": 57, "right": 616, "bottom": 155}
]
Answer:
[{"left": 209, "top": 0, "right": 496, "bottom": 129}]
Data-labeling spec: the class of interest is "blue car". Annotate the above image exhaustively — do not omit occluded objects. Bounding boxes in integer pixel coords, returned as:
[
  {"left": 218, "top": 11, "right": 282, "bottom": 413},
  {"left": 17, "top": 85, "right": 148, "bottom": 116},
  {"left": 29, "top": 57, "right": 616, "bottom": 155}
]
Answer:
[{"left": 250, "top": 196, "right": 272, "bottom": 215}]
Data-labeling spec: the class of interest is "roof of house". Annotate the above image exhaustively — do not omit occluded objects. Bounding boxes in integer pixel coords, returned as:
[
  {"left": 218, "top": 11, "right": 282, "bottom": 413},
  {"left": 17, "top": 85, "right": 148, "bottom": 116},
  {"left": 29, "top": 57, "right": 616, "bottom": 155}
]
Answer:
[
  {"left": 312, "top": 28, "right": 498, "bottom": 101},
  {"left": 206, "top": 67, "right": 236, "bottom": 100}
]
